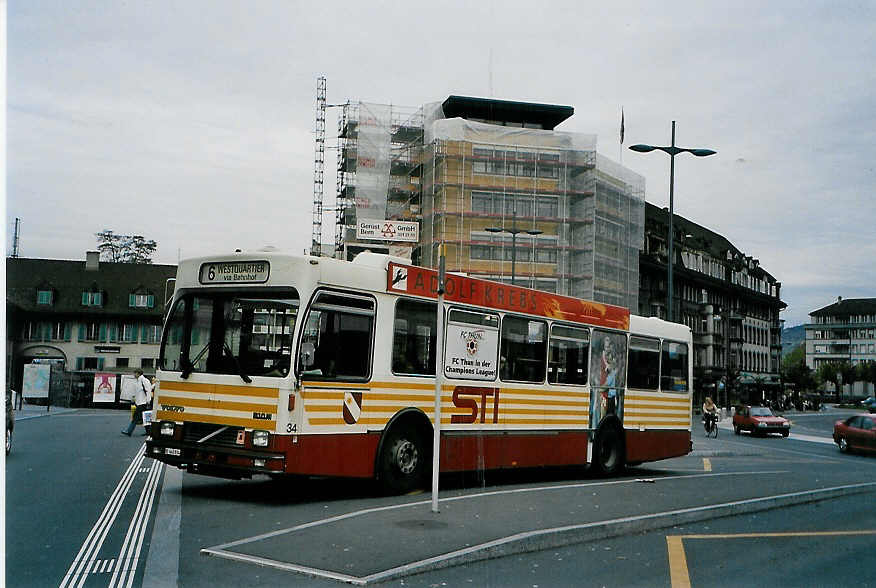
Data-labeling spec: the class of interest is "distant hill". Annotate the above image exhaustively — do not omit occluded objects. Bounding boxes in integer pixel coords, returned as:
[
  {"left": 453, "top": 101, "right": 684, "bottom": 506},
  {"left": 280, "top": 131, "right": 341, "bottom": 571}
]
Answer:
[{"left": 782, "top": 325, "right": 805, "bottom": 357}]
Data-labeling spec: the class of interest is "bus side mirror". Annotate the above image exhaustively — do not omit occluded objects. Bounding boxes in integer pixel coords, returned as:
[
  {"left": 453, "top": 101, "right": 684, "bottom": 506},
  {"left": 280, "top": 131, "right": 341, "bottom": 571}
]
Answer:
[{"left": 300, "top": 341, "right": 315, "bottom": 370}]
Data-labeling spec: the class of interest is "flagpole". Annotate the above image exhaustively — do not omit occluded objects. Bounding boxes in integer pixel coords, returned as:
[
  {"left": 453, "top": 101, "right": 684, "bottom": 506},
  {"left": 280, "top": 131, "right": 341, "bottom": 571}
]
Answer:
[{"left": 619, "top": 107, "right": 625, "bottom": 163}]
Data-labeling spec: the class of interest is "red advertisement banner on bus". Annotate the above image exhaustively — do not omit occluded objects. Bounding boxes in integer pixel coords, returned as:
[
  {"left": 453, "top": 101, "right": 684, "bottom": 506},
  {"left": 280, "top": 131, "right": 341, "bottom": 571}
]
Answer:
[{"left": 386, "top": 262, "right": 630, "bottom": 331}]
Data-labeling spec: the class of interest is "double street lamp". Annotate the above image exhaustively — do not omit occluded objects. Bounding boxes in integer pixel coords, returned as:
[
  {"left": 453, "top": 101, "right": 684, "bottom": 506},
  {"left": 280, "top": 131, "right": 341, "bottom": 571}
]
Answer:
[
  {"left": 629, "top": 121, "right": 716, "bottom": 322},
  {"left": 486, "top": 205, "right": 542, "bottom": 286}
]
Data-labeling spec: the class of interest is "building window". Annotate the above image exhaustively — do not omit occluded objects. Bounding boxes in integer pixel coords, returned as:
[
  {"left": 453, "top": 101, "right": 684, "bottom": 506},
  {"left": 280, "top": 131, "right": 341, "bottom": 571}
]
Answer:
[
  {"left": 470, "top": 245, "right": 492, "bottom": 260},
  {"left": 535, "top": 249, "right": 557, "bottom": 263},
  {"left": 80, "top": 322, "right": 102, "bottom": 342},
  {"left": 51, "top": 321, "right": 70, "bottom": 341},
  {"left": 141, "top": 358, "right": 155, "bottom": 369},
  {"left": 37, "top": 290, "right": 54, "bottom": 305},
  {"left": 536, "top": 196, "right": 558, "bottom": 218},
  {"left": 82, "top": 291, "right": 103, "bottom": 307},
  {"left": 471, "top": 191, "right": 493, "bottom": 213},
  {"left": 76, "top": 357, "right": 104, "bottom": 371},
  {"left": 116, "top": 357, "right": 129, "bottom": 368},
  {"left": 129, "top": 293, "right": 155, "bottom": 308},
  {"left": 121, "top": 323, "right": 138, "bottom": 343},
  {"left": 143, "top": 325, "right": 162, "bottom": 344}
]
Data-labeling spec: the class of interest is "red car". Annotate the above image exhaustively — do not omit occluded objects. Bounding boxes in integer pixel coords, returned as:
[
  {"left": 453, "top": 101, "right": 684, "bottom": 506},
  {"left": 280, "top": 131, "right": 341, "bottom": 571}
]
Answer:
[
  {"left": 833, "top": 414, "right": 876, "bottom": 454},
  {"left": 733, "top": 405, "right": 791, "bottom": 437}
]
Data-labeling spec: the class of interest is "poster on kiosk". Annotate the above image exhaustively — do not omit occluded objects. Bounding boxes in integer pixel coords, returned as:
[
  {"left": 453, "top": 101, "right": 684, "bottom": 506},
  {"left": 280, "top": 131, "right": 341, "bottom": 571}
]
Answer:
[{"left": 93, "top": 373, "right": 116, "bottom": 403}]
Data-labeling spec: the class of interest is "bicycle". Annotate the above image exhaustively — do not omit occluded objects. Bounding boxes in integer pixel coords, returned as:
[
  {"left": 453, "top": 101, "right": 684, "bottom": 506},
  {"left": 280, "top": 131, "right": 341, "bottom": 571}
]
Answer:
[{"left": 703, "top": 412, "right": 718, "bottom": 438}]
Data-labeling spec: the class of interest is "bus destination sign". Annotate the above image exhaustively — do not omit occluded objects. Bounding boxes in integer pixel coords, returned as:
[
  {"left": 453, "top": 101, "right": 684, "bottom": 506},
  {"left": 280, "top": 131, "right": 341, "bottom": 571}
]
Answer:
[{"left": 199, "top": 261, "right": 270, "bottom": 284}]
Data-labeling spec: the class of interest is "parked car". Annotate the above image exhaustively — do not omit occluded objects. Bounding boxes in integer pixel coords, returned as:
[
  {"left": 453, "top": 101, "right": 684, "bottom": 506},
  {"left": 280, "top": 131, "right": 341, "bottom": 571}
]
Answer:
[
  {"left": 6, "top": 390, "right": 14, "bottom": 455},
  {"left": 862, "top": 396, "right": 875, "bottom": 413},
  {"left": 833, "top": 414, "right": 876, "bottom": 454},
  {"left": 733, "top": 405, "right": 791, "bottom": 437}
]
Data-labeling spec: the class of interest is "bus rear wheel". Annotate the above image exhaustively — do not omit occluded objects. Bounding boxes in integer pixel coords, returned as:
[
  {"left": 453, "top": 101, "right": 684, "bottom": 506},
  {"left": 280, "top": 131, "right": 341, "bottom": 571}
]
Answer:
[
  {"left": 377, "top": 425, "right": 428, "bottom": 495},
  {"left": 593, "top": 424, "right": 624, "bottom": 476}
]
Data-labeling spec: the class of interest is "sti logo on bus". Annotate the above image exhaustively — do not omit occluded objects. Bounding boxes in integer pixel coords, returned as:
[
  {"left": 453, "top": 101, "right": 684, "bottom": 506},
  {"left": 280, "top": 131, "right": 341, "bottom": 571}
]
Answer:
[{"left": 199, "top": 261, "right": 270, "bottom": 284}]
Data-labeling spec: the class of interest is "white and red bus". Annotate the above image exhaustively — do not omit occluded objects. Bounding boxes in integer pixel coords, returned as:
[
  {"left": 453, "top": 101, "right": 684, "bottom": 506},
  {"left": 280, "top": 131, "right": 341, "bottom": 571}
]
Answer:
[{"left": 148, "top": 250, "right": 692, "bottom": 493}]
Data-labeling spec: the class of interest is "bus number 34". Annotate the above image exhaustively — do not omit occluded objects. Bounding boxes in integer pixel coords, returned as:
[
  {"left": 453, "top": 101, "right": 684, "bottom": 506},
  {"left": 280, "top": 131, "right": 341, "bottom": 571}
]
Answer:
[{"left": 452, "top": 386, "right": 500, "bottom": 424}]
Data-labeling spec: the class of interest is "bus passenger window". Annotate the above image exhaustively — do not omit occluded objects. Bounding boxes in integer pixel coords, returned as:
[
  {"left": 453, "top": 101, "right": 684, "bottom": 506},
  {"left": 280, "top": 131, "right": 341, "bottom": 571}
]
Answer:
[
  {"left": 548, "top": 325, "right": 589, "bottom": 385},
  {"left": 500, "top": 316, "right": 547, "bottom": 383},
  {"left": 299, "top": 292, "right": 375, "bottom": 381},
  {"left": 661, "top": 341, "right": 689, "bottom": 392},
  {"left": 628, "top": 336, "right": 660, "bottom": 390},
  {"left": 392, "top": 299, "right": 436, "bottom": 376}
]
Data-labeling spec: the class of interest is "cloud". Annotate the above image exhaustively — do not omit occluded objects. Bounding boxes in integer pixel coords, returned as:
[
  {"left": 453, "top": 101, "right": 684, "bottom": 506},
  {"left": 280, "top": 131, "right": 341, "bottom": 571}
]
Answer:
[{"left": 7, "top": 1, "right": 876, "bottom": 327}]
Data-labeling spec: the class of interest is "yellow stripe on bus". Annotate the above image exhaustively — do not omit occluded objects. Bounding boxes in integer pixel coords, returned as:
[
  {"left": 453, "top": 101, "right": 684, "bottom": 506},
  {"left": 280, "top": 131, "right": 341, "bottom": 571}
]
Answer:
[
  {"left": 156, "top": 411, "right": 275, "bottom": 429},
  {"left": 157, "top": 395, "right": 277, "bottom": 414},
  {"left": 159, "top": 381, "right": 280, "bottom": 398}
]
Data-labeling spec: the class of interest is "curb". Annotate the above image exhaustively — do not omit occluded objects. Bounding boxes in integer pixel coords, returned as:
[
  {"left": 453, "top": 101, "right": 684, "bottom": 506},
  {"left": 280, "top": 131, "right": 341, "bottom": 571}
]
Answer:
[{"left": 357, "top": 482, "right": 876, "bottom": 585}]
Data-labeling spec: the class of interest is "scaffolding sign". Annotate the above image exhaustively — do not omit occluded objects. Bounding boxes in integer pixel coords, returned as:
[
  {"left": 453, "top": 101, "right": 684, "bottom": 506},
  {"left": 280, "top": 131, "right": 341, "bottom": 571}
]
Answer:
[{"left": 356, "top": 220, "right": 419, "bottom": 242}]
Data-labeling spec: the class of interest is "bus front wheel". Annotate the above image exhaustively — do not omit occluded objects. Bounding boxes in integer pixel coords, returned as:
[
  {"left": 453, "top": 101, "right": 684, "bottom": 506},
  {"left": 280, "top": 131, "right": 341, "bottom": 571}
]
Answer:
[
  {"left": 377, "top": 425, "right": 428, "bottom": 495},
  {"left": 592, "top": 424, "right": 624, "bottom": 476}
]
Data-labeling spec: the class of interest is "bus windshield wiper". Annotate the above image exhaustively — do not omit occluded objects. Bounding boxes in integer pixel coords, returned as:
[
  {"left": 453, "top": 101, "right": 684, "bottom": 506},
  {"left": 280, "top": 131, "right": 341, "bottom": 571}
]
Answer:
[
  {"left": 181, "top": 343, "right": 210, "bottom": 379},
  {"left": 224, "top": 343, "right": 252, "bottom": 384}
]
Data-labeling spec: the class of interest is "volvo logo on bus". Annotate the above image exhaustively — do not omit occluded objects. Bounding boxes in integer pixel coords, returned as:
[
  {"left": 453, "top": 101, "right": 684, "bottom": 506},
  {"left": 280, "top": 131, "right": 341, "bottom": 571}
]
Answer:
[{"left": 161, "top": 404, "right": 185, "bottom": 413}]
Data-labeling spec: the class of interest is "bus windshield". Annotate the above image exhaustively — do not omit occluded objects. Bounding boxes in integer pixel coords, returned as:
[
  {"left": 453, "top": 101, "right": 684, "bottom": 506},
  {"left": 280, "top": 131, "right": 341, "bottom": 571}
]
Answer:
[{"left": 160, "top": 290, "right": 299, "bottom": 379}]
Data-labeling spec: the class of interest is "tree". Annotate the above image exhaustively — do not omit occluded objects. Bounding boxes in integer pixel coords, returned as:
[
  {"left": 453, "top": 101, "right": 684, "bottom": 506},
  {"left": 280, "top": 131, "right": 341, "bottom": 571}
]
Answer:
[
  {"left": 816, "top": 362, "right": 840, "bottom": 397},
  {"left": 857, "top": 361, "right": 876, "bottom": 391},
  {"left": 95, "top": 230, "right": 157, "bottom": 263},
  {"left": 782, "top": 344, "right": 816, "bottom": 394}
]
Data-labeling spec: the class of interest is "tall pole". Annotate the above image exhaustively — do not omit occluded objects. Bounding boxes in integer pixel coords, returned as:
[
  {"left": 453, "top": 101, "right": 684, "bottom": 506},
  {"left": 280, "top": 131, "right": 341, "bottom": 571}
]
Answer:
[
  {"left": 668, "top": 121, "right": 676, "bottom": 323},
  {"left": 431, "top": 244, "right": 445, "bottom": 513}
]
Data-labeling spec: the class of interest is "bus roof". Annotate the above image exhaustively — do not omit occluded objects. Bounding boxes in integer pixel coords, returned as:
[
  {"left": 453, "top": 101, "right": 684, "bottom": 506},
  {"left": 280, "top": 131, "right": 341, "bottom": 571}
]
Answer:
[{"left": 175, "top": 251, "right": 634, "bottom": 332}]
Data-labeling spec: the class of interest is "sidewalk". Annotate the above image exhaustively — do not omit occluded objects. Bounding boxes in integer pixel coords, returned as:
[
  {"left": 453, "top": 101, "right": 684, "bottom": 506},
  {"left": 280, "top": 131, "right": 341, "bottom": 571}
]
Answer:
[
  {"left": 202, "top": 465, "right": 876, "bottom": 585},
  {"left": 12, "top": 401, "right": 78, "bottom": 421}
]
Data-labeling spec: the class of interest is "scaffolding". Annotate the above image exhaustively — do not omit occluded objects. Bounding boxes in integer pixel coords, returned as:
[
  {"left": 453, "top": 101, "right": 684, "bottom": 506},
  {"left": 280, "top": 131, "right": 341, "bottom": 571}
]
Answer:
[
  {"left": 334, "top": 101, "right": 645, "bottom": 310},
  {"left": 335, "top": 102, "right": 425, "bottom": 257}
]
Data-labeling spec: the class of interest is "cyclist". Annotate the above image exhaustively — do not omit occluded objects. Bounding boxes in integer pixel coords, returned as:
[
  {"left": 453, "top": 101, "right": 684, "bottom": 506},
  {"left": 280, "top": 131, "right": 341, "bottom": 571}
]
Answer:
[{"left": 702, "top": 396, "right": 719, "bottom": 434}]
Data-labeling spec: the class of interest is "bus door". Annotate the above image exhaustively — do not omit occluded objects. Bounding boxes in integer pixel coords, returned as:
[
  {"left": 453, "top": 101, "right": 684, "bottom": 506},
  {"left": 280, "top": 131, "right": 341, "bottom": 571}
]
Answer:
[{"left": 589, "top": 330, "right": 628, "bottom": 428}]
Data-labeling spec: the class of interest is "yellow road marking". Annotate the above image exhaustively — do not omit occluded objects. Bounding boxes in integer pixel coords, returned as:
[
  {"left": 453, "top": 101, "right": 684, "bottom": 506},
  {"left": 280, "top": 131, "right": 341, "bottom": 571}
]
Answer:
[
  {"left": 703, "top": 458, "right": 712, "bottom": 472},
  {"left": 667, "top": 530, "right": 876, "bottom": 588},
  {"left": 666, "top": 536, "right": 691, "bottom": 588}
]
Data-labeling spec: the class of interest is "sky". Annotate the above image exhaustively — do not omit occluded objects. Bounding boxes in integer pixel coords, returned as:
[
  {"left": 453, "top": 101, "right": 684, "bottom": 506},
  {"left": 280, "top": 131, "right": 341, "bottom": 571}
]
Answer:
[{"left": 6, "top": 1, "right": 876, "bottom": 327}]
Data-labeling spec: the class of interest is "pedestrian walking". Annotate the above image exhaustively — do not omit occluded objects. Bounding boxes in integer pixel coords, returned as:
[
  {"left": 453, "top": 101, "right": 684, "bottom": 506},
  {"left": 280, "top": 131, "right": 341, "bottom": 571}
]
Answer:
[{"left": 122, "top": 369, "right": 153, "bottom": 436}]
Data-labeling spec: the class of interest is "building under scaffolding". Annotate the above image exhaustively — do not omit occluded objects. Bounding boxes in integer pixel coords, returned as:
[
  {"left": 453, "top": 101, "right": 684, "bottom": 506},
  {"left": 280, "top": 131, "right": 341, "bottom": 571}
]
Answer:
[{"left": 334, "top": 96, "right": 644, "bottom": 310}]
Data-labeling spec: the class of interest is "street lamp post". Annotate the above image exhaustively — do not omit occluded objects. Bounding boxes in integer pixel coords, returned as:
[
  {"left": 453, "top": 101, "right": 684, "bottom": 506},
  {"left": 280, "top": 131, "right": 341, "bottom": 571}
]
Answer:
[
  {"left": 629, "top": 121, "right": 716, "bottom": 323},
  {"left": 485, "top": 204, "right": 542, "bottom": 285}
]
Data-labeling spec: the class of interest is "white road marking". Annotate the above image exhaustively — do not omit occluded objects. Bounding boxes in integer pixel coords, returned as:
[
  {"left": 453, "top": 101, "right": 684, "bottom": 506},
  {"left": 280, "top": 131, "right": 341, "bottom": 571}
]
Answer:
[
  {"left": 58, "top": 444, "right": 164, "bottom": 588},
  {"left": 59, "top": 447, "right": 146, "bottom": 588},
  {"left": 109, "top": 458, "right": 164, "bottom": 588},
  {"left": 202, "top": 470, "right": 793, "bottom": 584}
]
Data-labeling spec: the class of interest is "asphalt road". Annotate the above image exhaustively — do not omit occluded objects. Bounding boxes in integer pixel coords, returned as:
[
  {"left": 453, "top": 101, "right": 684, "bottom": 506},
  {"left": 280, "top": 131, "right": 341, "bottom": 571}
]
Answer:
[{"left": 5, "top": 406, "right": 875, "bottom": 587}]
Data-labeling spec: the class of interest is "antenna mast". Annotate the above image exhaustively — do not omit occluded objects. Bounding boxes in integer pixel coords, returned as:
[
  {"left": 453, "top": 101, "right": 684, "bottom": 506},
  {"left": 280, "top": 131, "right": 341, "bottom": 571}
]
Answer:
[{"left": 11, "top": 217, "right": 21, "bottom": 258}]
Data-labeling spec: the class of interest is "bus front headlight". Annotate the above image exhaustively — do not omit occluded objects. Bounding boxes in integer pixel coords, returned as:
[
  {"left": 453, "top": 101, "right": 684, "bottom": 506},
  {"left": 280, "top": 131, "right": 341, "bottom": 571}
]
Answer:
[{"left": 252, "top": 430, "right": 270, "bottom": 447}]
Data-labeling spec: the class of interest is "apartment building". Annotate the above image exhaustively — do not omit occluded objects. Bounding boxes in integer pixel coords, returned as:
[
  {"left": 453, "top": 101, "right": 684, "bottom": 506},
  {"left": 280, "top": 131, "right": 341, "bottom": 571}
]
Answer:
[
  {"left": 805, "top": 297, "right": 876, "bottom": 397},
  {"left": 6, "top": 252, "right": 177, "bottom": 406},
  {"left": 638, "top": 203, "right": 786, "bottom": 408}
]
